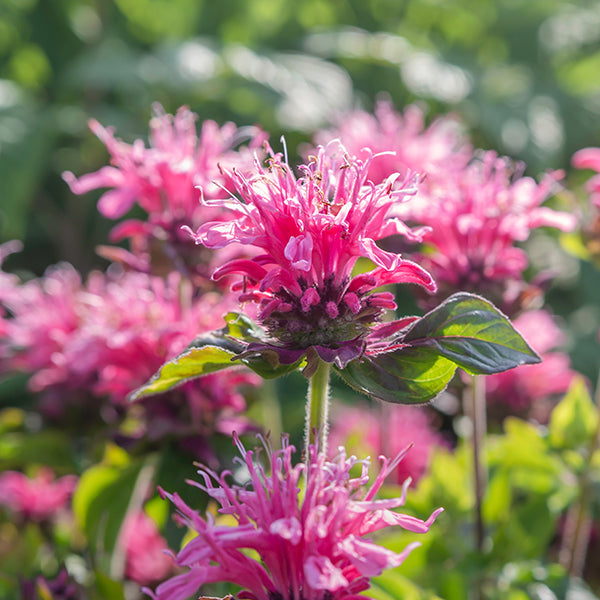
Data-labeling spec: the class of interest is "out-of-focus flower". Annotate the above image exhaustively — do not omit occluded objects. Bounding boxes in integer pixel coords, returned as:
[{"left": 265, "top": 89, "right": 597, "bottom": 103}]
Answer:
[
  {"left": 314, "top": 100, "right": 471, "bottom": 185},
  {"left": 146, "top": 435, "right": 443, "bottom": 600},
  {"left": 122, "top": 510, "right": 173, "bottom": 586},
  {"left": 0, "top": 468, "right": 77, "bottom": 522},
  {"left": 329, "top": 404, "right": 446, "bottom": 487},
  {"left": 186, "top": 141, "right": 436, "bottom": 370},
  {"left": 486, "top": 309, "right": 576, "bottom": 420},
  {"left": 573, "top": 147, "right": 600, "bottom": 208},
  {"left": 402, "top": 151, "right": 577, "bottom": 311},
  {"left": 62, "top": 105, "right": 267, "bottom": 278},
  {"left": 0, "top": 263, "right": 259, "bottom": 449}
]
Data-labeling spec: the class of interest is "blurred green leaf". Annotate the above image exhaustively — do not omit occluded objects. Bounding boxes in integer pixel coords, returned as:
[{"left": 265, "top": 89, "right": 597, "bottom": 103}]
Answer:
[
  {"left": 337, "top": 293, "right": 539, "bottom": 404},
  {"left": 72, "top": 446, "right": 156, "bottom": 576},
  {"left": 548, "top": 376, "right": 599, "bottom": 450}
]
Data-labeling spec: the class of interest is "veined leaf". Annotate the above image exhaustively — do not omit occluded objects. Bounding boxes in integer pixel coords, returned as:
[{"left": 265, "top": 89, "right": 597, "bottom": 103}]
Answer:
[
  {"left": 403, "top": 292, "right": 540, "bottom": 375},
  {"left": 336, "top": 292, "right": 539, "bottom": 404}
]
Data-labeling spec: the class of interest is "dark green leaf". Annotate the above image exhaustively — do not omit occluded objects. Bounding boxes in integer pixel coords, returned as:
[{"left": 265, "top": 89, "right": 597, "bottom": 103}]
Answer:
[
  {"left": 335, "top": 346, "right": 457, "bottom": 404},
  {"left": 403, "top": 293, "right": 540, "bottom": 375}
]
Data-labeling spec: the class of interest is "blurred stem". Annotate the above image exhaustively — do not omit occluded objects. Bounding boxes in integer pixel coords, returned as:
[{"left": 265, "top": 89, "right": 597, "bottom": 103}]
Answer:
[
  {"left": 260, "top": 379, "right": 283, "bottom": 446},
  {"left": 463, "top": 374, "right": 487, "bottom": 600},
  {"left": 559, "top": 372, "right": 600, "bottom": 577},
  {"left": 304, "top": 359, "right": 331, "bottom": 457}
]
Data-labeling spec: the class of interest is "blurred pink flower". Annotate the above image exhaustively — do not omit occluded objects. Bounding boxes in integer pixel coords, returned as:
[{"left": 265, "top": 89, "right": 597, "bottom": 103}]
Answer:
[
  {"left": 186, "top": 141, "right": 436, "bottom": 369},
  {"left": 146, "top": 435, "right": 442, "bottom": 600},
  {"left": 572, "top": 147, "right": 600, "bottom": 208},
  {"left": 62, "top": 105, "right": 267, "bottom": 278},
  {"left": 403, "top": 151, "right": 577, "bottom": 310},
  {"left": 486, "top": 309, "right": 576, "bottom": 417},
  {"left": 0, "top": 264, "right": 259, "bottom": 447},
  {"left": 0, "top": 468, "right": 77, "bottom": 522},
  {"left": 122, "top": 511, "right": 173, "bottom": 586},
  {"left": 329, "top": 404, "right": 446, "bottom": 487},
  {"left": 314, "top": 100, "right": 471, "bottom": 185}
]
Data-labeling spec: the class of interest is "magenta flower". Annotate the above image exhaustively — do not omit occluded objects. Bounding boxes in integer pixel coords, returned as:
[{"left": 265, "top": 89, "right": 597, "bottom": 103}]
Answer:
[
  {"left": 0, "top": 468, "right": 77, "bottom": 522},
  {"left": 486, "top": 309, "right": 576, "bottom": 419},
  {"left": 329, "top": 404, "right": 446, "bottom": 487},
  {"left": 186, "top": 141, "right": 436, "bottom": 369},
  {"left": 62, "top": 105, "right": 267, "bottom": 277},
  {"left": 146, "top": 435, "right": 443, "bottom": 600},
  {"left": 401, "top": 151, "right": 577, "bottom": 310},
  {"left": 122, "top": 510, "right": 173, "bottom": 586},
  {"left": 314, "top": 100, "right": 471, "bottom": 185}
]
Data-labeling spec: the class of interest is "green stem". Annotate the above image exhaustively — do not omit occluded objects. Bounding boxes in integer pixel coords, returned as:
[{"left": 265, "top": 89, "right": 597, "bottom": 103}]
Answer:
[{"left": 304, "top": 359, "right": 331, "bottom": 457}]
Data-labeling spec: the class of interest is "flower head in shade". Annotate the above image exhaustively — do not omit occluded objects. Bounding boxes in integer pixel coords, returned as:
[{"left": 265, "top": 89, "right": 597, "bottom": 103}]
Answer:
[
  {"left": 401, "top": 151, "right": 577, "bottom": 312},
  {"left": 486, "top": 309, "right": 576, "bottom": 421},
  {"left": 313, "top": 100, "right": 471, "bottom": 185},
  {"left": 146, "top": 435, "right": 443, "bottom": 600},
  {"left": 62, "top": 105, "right": 267, "bottom": 278},
  {"left": 122, "top": 510, "right": 173, "bottom": 586},
  {"left": 186, "top": 141, "right": 436, "bottom": 370},
  {"left": 0, "top": 468, "right": 77, "bottom": 523},
  {"left": 329, "top": 404, "right": 446, "bottom": 487}
]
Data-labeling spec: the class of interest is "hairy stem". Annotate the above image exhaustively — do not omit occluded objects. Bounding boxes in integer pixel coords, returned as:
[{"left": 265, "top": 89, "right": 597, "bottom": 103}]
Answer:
[{"left": 304, "top": 359, "right": 331, "bottom": 457}]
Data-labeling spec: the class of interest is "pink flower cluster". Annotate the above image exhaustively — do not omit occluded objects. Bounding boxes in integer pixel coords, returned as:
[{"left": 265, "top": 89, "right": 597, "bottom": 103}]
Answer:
[
  {"left": 314, "top": 100, "right": 471, "bottom": 185},
  {"left": 0, "top": 468, "right": 77, "bottom": 522},
  {"left": 63, "top": 105, "right": 267, "bottom": 278},
  {"left": 186, "top": 140, "right": 436, "bottom": 368},
  {"left": 147, "top": 435, "right": 443, "bottom": 600},
  {"left": 329, "top": 404, "right": 446, "bottom": 487},
  {"left": 318, "top": 103, "right": 577, "bottom": 312},
  {"left": 404, "top": 152, "right": 576, "bottom": 307},
  {"left": 486, "top": 309, "right": 576, "bottom": 419},
  {"left": 0, "top": 263, "right": 258, "bottom": 445}
]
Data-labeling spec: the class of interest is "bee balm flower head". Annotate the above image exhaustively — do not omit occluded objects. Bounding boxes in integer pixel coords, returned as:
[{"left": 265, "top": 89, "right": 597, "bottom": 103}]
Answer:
[
  {"left": 185, "top": 141, "right": 436, "bottom": 369},
  {"left": 146, "top": 435, "right": 443, "bottom": 600}
]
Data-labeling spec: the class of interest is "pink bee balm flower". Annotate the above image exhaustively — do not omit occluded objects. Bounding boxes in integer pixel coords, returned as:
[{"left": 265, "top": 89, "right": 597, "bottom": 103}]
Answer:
[
  {"left": 146, "top": 435, "right": 443, "bottom": 600},
  {"left": 0, "top": 468, "right": 77, "bottom": 522},
  {"left": 185, "top": 141, "right": 436, "bottom": 369},
  {"left": 402, "top": 151, "right": 577, "bottom": 310},
  {"left": 329, "top": 404, "right": 446, "bottom": 487},
  {"left": 122, "top": 510, "right": 173, "bottom": 586},
  {"left": 486, "top": 309, "right": 576, "bottom": 419},
  {"left": 314, "top": 101, "right": 471, "bottom": 185},
  {"left": 62, "top": 105, "right": 267, "bottom": 278}
]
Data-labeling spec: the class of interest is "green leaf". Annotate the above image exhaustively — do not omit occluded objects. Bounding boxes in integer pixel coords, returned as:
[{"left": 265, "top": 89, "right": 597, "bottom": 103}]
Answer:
[
  {"left": 336, "top": 293, "right": 539, "bottom": 404},
  {"left": 129, "top": 343, "right": 239, "bottom": 400},
  {"left": 403, "top": 293, "right": 540, "bottom": 375},
  {"left": 548, "top": 376, "right": 599, "bottom": 450},
  {"left": 72, "top": 447, "right": 156, "bottom": 576},
  {"left": 335, "top": 346, "right": 457, "bottom": 404},
  {"left": 130, "top": 313, "right": 302, "bottom": 400}
]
